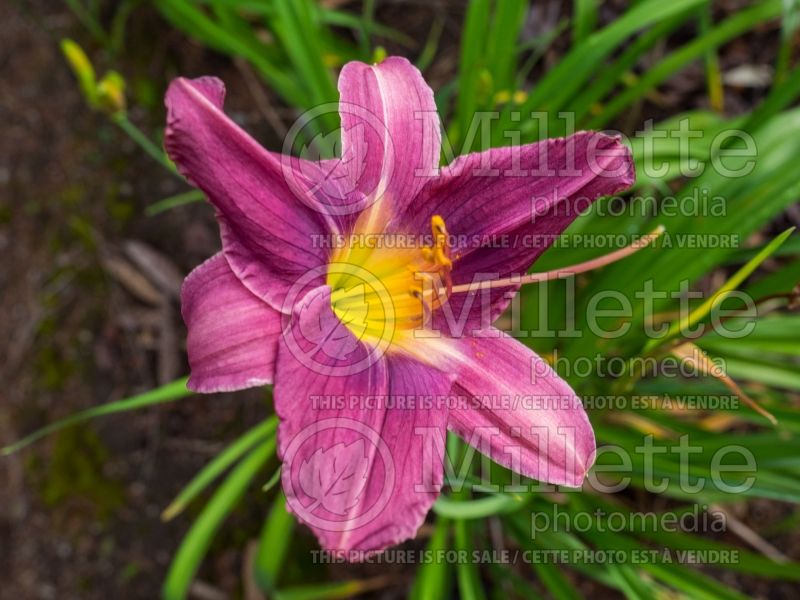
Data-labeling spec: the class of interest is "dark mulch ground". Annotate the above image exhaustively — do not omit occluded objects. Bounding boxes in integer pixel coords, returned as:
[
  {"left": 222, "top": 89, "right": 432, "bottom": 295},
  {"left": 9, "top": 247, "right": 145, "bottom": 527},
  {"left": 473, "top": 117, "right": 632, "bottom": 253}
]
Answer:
[{"left": 0, "top": 2, "right": 275, "bottom": 598}]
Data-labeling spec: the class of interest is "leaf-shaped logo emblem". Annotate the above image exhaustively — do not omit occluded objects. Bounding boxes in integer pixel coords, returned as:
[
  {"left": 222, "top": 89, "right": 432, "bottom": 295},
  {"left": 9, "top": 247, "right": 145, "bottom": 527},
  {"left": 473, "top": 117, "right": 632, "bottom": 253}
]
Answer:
[
  {"left": 299, "top": 122, "right": 370, "bottom": 199},
  {"left": 330, "top": 282, "right": 372, "bottom": 339},
  {"left": 300, "top": 127, "right": 342, "bottom": 166},
  {"left": 298, "top": 439, "right": 371, "bottom": 516},
  {"left": 296, "top": 290, "right": 361, "bottom": 361}
]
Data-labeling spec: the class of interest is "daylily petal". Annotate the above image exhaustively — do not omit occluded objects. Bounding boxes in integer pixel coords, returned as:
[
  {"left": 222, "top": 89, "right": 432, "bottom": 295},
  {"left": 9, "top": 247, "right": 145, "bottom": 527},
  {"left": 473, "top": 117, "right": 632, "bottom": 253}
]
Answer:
[
  {"left": 276, "top": 286, "right": 451, "bottom": 552},
  {"left": 448, "top": 330, "right": 595, "bottom": 487},
  {"left": 181, "top": 253, "right": 282, "bottom": 393},
  {"left": 337, "top": 57, "right": 441, "bottom": 224},
  {"left": 165, "top": 76, "right": 333, "bottom": 311},
  {"left": 411, "top": 132, "right": 634, "bottom": 333},
  {"left": 279, "top": 155, "right": 371, "bottom": 235}
]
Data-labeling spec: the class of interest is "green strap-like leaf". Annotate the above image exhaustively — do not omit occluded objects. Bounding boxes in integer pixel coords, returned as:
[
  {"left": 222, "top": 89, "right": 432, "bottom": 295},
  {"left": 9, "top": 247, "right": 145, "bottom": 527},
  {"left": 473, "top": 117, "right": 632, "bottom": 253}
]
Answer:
[
  {"left": 253, "top": 491, "right": 294, "bottom": 592},
  {"left": 2, "top": 377, "right": 191, "bottom": 456},
  {"left": 410, "top": 516, "right": 452, "bottom": 600},
  {"left": 162, "top": 417, "right": 278, "bottom": 521},
  {"left": 646, "top": 227, "right": 795, "bottom": 352},
  {"left": 162, "top": 438, "right": 276, "bottom": 600}
]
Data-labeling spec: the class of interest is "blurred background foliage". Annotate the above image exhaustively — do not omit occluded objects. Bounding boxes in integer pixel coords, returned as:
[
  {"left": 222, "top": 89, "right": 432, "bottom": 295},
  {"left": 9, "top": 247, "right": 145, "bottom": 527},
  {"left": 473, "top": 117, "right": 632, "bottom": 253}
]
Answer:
[{"left": 3, "top": 0, "right": 800, "bottom": 598}]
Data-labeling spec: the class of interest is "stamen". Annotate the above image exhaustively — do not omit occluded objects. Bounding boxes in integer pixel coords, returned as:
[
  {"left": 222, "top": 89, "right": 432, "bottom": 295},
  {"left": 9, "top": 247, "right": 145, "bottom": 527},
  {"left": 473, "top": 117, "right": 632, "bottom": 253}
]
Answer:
[
  {"left": 411, "top": 215, "right": 454, "bottom": 299},
  {"left": 410, "top": 286, "right": 434, "bottom": 327},
  {"left": 450, "top": 225, "right": 665, "bottom": 294}
]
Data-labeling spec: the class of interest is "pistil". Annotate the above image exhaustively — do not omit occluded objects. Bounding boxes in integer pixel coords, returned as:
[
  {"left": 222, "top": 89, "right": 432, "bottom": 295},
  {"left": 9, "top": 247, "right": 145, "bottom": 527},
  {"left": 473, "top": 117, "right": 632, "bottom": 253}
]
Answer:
[{"left": 449, "top": 225, "right": 665, "bottom": 294}]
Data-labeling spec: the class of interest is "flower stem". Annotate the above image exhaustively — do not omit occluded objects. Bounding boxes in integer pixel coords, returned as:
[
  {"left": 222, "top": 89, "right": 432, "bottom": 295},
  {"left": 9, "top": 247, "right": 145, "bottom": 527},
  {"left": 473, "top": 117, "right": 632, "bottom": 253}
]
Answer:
[{"left": 113, "top": 112, "right": 178, "bottom": 175}]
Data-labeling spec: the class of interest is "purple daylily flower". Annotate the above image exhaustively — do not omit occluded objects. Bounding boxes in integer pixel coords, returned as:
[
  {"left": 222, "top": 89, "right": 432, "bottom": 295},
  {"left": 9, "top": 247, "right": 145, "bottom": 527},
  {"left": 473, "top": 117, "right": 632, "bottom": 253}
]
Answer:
[{"left": 166, "top": 57, "right": 634, "bottom": 554}]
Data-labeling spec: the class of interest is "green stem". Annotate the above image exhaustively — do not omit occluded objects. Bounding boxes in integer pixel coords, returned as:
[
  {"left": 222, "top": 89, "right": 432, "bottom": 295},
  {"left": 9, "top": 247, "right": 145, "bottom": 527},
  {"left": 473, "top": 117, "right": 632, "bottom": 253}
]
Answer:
[{"left": 113, "top": 113, "right": 177, "bottom": 175}]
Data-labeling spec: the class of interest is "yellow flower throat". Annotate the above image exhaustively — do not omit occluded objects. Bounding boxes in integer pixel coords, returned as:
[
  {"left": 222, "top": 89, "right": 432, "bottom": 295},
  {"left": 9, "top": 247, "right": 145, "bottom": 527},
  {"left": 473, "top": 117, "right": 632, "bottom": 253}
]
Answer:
[{"left": 326, "top": 203, "right": 453, "bottom": 352}]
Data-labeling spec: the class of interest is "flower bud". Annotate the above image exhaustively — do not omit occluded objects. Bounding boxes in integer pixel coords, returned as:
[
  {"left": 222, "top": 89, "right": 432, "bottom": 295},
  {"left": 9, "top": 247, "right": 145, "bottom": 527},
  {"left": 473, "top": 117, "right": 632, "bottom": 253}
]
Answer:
[
  {"left": 97, "top": 71, "right": 127, "bottom": 116},
  {"left": 60, "top": 38, "right": 97, "bottom": 107}
]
